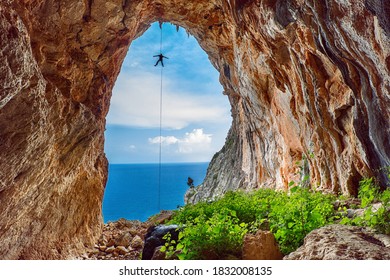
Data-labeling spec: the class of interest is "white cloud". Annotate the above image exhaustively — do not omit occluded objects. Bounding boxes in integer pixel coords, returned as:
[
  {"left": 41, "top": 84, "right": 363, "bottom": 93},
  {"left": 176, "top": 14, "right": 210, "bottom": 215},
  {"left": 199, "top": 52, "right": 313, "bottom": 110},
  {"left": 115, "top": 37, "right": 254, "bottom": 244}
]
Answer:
[
  {"left": 178, "top": 128, "right": 212, "bottom": 153},
  {"left": 148, "top": 128, "right": 213, "bottom": 154},
  {"left": 148, "top": 135, "right": 179, "bottom": 145},
  {"left": 123, "top": 144, "right": 137, "bottom": 153},
  {"left": 107, "top": 71, "right": 230, "bottom": 130},
  {"left": 129, "top": 62, "right": 139, "bottom": 67}
]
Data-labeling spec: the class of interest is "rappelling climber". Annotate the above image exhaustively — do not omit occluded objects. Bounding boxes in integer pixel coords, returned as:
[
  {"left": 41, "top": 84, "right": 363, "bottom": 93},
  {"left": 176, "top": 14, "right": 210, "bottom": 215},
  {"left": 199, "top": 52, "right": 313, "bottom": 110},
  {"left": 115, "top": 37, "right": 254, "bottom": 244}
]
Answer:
[{"left": 153, "top": 53, "right": 168, "bottom": 67}]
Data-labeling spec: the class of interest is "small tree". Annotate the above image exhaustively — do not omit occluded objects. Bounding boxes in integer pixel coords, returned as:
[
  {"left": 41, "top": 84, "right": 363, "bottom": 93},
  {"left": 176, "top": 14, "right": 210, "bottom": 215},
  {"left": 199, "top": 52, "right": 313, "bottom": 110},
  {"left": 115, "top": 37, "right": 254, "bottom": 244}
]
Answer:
[{"left": 187, "top": 177, "right": 194, "bottom": 188}]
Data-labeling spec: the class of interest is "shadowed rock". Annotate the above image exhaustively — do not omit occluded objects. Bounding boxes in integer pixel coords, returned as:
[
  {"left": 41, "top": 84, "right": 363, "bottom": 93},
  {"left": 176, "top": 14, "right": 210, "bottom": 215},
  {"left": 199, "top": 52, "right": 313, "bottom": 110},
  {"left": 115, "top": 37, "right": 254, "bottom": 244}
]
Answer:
[{"left": 142, "top": 225, "right": 180, "bottom": 260}]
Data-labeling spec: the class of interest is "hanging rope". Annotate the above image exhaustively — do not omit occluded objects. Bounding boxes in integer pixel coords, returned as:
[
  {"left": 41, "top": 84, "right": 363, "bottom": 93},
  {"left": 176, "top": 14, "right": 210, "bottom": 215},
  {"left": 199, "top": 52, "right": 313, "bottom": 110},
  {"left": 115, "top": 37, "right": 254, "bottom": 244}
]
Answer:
[{"left": 158, "top": 22, "right": 164, "bottom": 211}]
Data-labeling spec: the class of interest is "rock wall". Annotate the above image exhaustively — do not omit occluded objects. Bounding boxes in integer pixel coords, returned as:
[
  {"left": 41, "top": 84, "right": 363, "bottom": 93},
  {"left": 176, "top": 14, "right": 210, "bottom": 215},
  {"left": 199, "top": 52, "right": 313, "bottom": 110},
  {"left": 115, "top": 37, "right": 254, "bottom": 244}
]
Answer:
[
  {"left": 0, "top": 1, "right": 107, "bottom": 259},
  {"left": 188, "top": 0, "right": 390, "bottom": 202},
  {"left": 0, "top": 0, "right": 389, "bottom": 258}
]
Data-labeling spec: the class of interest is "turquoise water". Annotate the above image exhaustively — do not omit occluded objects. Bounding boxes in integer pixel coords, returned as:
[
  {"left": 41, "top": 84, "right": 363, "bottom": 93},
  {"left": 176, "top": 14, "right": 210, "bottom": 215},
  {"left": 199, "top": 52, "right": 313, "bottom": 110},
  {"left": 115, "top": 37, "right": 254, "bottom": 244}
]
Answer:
[{"left": 102, "top": 162, "right": 209, "bottom": 222}]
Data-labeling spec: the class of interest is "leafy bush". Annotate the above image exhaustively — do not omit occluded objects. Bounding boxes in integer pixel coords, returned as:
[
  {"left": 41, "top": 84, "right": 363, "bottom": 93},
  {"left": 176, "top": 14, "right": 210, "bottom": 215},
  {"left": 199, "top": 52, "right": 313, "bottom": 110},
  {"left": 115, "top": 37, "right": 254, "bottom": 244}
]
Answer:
[
  {"left": 171, "top": 190, "right": 274, "bottom": 226},
  {"left": 358, "top": 177, "right": 380, "bottom": 207},
  {"left": 341, "top": 177, "right": 390, "bottom": 234},
  {"left": 165, "top": 188, "right": 338, "bottom": 258},
  {"left": 163, "top": 175, "right": 389, "bottom": 259},
  {"left": 163, "top": 208, "right": 247, "bottom": 260},
  {"left": 267, "top": 187, "right": 336, "bottom": 254}
]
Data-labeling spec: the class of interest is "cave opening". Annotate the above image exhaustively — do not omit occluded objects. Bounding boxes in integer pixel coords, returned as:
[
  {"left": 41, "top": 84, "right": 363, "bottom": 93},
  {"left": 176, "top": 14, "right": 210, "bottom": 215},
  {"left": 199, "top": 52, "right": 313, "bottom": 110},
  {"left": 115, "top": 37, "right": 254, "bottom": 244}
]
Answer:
[{"left": 102, "top": 22, "right": 232, "bottom": 222}]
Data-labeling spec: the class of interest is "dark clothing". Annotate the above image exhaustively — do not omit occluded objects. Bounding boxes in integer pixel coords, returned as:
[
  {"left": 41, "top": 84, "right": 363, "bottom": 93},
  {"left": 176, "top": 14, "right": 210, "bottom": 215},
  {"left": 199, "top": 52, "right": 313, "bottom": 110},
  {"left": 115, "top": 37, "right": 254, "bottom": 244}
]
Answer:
[{"left": 154, "top": 53, "right": 168, "bottom": 67}]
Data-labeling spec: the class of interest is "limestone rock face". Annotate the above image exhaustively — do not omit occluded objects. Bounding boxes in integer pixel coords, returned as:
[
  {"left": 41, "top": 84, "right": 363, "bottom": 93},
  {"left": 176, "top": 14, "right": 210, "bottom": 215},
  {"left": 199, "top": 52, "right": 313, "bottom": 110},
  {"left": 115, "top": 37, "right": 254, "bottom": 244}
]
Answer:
[
  {"left": 284, "top": 224, "right": 390, "bottom": 260},
  {"left": 0, "top": 0, "right": 389, "bottom": 258}
]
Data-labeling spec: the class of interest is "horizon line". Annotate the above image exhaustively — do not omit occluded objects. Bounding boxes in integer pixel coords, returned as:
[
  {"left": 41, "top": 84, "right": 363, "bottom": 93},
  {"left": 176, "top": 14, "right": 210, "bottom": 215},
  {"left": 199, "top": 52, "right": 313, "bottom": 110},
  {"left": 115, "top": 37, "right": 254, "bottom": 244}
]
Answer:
[{"left": 108, "top": 161, "right": 210, "bottom": 165}]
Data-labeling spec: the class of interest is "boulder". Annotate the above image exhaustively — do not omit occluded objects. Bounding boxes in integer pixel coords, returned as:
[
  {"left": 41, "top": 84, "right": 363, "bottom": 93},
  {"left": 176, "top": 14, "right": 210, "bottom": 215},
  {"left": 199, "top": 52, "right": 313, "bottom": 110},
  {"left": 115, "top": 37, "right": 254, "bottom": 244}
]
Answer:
[
  {"left": 242, "top": 230, "right": 284, "bottom": 260},
  {"left": 284, "top": 224, "right": 390, "bottom": 260},
  {"left": 142, "top": 225, "right": 180, "bottom": 260}
]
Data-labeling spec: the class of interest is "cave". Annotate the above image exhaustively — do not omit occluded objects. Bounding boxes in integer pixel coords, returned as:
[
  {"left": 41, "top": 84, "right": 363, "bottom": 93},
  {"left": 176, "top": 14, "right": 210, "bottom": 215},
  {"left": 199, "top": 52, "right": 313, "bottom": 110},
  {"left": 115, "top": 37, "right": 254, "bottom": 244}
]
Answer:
[{"left": 0, "top": 0, "right": 389, "bottom": 259}]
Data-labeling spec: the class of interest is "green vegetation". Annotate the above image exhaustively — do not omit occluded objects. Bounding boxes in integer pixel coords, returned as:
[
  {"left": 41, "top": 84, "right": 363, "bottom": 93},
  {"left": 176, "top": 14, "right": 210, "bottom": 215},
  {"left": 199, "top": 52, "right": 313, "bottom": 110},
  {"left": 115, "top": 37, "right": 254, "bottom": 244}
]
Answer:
[
  {"left": 340, "top": 177, "right": 390, "bottom": 235},
  {"left": 162, "top": 175, "right": 390, "bottom": 260},
  {"left": 162, "top": 208, "right": 248, "bottom": 260}
]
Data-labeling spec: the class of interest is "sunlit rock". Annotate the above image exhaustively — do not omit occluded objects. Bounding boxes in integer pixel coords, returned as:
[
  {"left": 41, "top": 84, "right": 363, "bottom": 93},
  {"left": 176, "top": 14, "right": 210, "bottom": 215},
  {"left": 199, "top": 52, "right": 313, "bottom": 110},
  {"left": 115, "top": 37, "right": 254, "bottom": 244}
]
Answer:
[{"left": 284, "top": 224, "right": 390, "bottom": 260}]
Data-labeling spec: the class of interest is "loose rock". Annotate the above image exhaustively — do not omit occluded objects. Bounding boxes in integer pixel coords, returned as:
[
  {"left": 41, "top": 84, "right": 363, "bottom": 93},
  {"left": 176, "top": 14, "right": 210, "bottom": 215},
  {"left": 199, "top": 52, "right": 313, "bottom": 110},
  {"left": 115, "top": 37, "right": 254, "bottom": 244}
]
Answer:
[
  {"left": 81, "top": 219, "right": 149, "bottom": 260},
  {"left": 131, "top": 235, "right": 144, "bottom": 250},
  {"left": 116, "top": 246, "right": 129, "bottom": 255},
  {"left": 105, "top": 246, "right": 115, "bottom": 254},
  {"left": 115, "top": 232, "right": 132, "bottom": 247}
]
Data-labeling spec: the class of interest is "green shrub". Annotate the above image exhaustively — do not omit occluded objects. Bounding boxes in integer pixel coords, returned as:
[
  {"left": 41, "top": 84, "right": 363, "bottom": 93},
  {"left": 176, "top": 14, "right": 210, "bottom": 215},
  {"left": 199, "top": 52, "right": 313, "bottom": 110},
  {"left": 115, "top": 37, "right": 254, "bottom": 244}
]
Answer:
[
  {"left": 267, "top": 187, "right": 336, "bottom": 254},
  {"left": 163, "top": 208, "right": 247, "bottom": 260},
  {"left": 358, "top": 177, "right": 380, "bottom": 207},
  {"left": 341, "top": 177, "right": 390, "bottom": 235},
  {"left": 166, "top": 188, "right": 338, "bottom": 258},
  {"left": 163, "top": 175, "right": 389, "bottom": 259}
]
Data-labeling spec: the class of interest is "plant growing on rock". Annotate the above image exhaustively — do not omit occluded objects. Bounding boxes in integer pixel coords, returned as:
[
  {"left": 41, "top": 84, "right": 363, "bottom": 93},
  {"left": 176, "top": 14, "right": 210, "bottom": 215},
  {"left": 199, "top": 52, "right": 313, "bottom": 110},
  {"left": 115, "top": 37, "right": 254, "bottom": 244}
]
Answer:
[{"left": 341, "top": 176, "right": 390, "bottom": 235}]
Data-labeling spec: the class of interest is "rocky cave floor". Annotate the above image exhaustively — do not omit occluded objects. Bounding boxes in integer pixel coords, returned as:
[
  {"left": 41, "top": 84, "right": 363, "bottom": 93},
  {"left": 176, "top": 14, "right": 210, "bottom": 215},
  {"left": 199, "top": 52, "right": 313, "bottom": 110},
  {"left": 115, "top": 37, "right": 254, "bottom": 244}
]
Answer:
[{"left": 79, "top": 211, "right": 174, "bottom": 260}]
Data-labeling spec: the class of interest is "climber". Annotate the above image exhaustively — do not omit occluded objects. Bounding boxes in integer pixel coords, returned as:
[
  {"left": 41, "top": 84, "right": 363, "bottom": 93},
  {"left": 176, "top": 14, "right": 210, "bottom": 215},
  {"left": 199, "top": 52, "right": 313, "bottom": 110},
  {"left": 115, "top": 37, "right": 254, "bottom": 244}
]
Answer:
[{"left": 153, "top": 53, "right": 168, "bottom": 67}]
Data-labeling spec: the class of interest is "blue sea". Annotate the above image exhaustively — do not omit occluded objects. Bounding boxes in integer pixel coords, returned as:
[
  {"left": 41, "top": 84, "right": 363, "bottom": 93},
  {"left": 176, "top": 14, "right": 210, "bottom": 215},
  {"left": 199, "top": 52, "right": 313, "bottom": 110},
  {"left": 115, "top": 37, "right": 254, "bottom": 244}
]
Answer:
[{"left": 102, "top": 162, "right": 209, "bottom": 222}]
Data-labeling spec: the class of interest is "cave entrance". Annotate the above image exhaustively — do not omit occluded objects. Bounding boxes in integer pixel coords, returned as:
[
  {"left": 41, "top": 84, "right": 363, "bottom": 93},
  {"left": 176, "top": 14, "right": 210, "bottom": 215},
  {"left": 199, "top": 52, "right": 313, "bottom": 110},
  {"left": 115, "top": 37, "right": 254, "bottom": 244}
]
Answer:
[{"left": 102, "top": 22, "right": 232, "bottom": 222}]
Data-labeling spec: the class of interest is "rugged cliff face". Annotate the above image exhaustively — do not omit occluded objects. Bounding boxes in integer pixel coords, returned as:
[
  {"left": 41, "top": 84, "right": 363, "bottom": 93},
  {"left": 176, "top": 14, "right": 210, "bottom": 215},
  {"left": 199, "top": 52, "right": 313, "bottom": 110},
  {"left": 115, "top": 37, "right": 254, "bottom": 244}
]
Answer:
[
  {"left": 0, "top": 0, "right": 389, "bottom": 258},
  {"left": 187, "top": 0, "right": 390, "bottom": 202}
]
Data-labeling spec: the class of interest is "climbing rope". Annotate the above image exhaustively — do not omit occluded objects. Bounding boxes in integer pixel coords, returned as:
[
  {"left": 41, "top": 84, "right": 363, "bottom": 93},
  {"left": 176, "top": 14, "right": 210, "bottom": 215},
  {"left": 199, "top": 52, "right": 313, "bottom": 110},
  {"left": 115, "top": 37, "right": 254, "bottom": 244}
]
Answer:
[{"left": 158, "top": 22, "right": 164, "bottom": 211}]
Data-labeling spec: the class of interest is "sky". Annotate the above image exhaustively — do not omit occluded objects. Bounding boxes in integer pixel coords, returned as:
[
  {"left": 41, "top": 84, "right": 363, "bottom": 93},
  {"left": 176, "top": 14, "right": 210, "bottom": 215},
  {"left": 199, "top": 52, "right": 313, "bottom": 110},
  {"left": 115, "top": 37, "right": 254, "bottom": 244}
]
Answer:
[{"left": 104, "top": 22, "right": 232, "bottom": 163}]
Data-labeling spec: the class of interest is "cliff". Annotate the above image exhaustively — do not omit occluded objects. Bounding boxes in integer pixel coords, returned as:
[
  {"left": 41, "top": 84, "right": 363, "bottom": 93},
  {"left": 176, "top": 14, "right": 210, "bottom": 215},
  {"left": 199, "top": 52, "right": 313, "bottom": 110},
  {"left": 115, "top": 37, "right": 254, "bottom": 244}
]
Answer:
[{"left": 0, "top": 0, "right": 389, "bottom": 258}]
